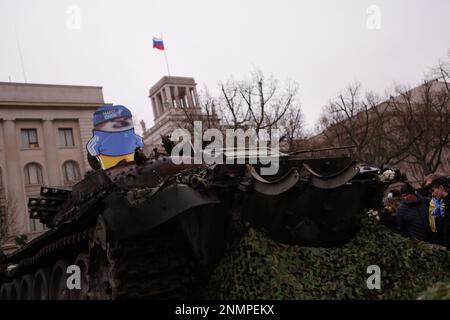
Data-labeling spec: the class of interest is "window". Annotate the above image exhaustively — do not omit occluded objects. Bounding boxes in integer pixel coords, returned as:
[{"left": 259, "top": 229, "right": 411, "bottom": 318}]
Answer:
[
  {"left": 24, "top": 163, "right": 43, "bottom": 185},
  {"left": 63, "top": 161, "right": 80, "bottom": 183},
  {"left": 21, "top": 129, "right": 39, "bottom": 148},
  {"left": 59, "top": 128, "right": 74, "bottom": 147}
]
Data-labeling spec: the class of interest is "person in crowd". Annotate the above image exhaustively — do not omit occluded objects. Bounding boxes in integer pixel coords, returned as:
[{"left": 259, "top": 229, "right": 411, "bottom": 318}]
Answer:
[
  {"left": 422, "top": 174, "right": 442, "bottom": 243},
  {"left": 396, "top": 183, "right": 429, "bottom": 241},
  {"left": 381, "top": 190, "right": 401, "bottom": 231},
  {"left": 429, "top": 177, "right": 449, "bottom": 250}
]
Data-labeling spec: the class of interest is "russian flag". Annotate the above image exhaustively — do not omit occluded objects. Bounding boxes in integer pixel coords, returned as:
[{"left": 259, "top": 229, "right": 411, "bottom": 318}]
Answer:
[{"left": 153, "top": 37, "right": 165, "bottom": 50}]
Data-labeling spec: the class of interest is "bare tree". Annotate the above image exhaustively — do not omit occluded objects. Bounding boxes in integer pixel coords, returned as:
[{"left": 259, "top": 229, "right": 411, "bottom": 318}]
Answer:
[
  {"left": 176, "top": 86, "right": 221, "bottom": 134},
  {"left": 237, "top": 69, "right": 298, "bottom": 137},
  {"left": 0, "top": 195, "right": 19, "bottom": 246},
  {"left": 361, "top": 92, "right": 417, "bottom": 167},
  {"left": 218, "top": 78, "right": 250, "bottom": 130},
  {"left": 430, "top": 50, "right": 450, "bottom": 93},
  {"left": 199, "top": 87, "right": 220, "bottom": 130},
  {"left": 387, "top": 80, "right": 450, "bottom": 181},
  {"left": 176, "top": 70, "right": 304, "bottom": 150},
  {"left": 317, "top": 83, "right": 369, "bottom": 156},
  {"left": 317, "top": 83, "right": 388, "bottom": 164},
  {"left": 279, "top": 106, "right": 305, "bottom": 152},
  {"left": 316, "top": 83, "right": 421, "bottom": 167},
  {"left": 317, "top": 76, "right": 450, "bottom": 183},
  {"left": 208, "top": 68, "right": 304, "bottom": 151}
]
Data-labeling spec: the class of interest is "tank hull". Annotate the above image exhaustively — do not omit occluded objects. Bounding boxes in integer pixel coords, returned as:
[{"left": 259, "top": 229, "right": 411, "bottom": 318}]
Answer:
[{"left": 0, "top": 154, "right": 387, "bottom": 299}]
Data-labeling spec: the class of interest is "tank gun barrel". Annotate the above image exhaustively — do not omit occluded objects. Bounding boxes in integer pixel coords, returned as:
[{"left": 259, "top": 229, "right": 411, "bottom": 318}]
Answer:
[
  {"left": 288, "top": 145, "right": 356, "bottom": 156},
  {"left": 287, "top": 145, "right": 356, "bottom": 160}
]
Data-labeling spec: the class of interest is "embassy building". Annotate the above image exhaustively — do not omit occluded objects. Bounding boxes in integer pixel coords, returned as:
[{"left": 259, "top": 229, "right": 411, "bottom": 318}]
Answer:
[{"left": 0, "top": 82, "right": 106, "bottom": 251}]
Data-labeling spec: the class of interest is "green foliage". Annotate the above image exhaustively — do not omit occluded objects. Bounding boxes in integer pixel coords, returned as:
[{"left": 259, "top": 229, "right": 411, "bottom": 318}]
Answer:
[
  {"left": 205, "top": 215, "right": 450, "bottom": 299},
  {"left": 418, "top": 280, "right": 450, "bottom": 299}
]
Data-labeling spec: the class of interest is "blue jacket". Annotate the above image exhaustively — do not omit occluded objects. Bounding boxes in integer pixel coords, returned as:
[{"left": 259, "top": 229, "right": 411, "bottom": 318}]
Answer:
[
  {"left": 396, "top": 195, "right": 429, "bottom": 241},
  {"left": 87, "top": 129, "right": 144, "bottom": 157}
]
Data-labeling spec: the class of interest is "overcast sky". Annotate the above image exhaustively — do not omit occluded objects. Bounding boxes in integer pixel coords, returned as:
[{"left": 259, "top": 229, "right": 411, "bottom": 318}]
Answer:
[{"left": 1, "top": 0, "right": 449, "bottom": 132}]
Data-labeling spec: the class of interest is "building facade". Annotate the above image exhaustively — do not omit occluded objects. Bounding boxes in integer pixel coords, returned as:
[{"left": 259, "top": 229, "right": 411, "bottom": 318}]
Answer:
[
  {"left": 309, "top": 81, "right": 450, "bottom": 185},
  {"left": 143, "top": 76, "right": 203, "bottom": 153},
  {"left": 0, "top": 82, "right": 106, "bottom": 249}
]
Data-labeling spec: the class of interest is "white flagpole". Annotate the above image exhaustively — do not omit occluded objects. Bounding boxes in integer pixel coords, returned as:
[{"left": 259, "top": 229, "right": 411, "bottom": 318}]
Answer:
[
  {"left": 161, "top": 33, "right": 171, "bottom": 77},
  {"left": 14, "top": 25, "right": 28, "bottom": 83}
]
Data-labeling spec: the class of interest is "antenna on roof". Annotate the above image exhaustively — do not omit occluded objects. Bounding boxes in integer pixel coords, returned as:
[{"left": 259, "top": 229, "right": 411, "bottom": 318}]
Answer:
[{"left": 14, "top": 25, "right": 28, "bottom": 83}]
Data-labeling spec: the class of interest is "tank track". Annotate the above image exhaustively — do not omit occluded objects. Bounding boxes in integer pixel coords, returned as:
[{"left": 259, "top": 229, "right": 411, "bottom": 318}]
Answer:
[
  {"left": 0, "top": 227, "right": 92, "bottom": 300},
  {"left": 1, "top": 155, "right": 382, "bottom": 300},
  {"left": 1, "top": 219, "right": 201, "bottom": 299},
  {"left": 88, "top": 220, "right": 198, "bottom": 299}
]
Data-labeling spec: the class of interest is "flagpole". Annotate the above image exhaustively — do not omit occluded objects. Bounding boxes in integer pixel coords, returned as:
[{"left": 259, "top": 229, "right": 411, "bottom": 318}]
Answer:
[
  {"left": 161, "top": 33, "right": 171, "bottom": 77},
  {"left": 14, "top": 24, "right": 28, "bottom": 83},
  {"left": 164, "top": 50, "right": 171, "bottom": 77}
]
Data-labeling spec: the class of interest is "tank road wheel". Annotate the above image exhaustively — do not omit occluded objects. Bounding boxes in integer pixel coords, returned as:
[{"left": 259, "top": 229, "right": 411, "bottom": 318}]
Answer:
[
  {"left": 90, "top": 215, "right": 107, "bottom": 252},
  {"left": 49, "top": 260, "right": 71, "bottom": 300},
  {"left": 0, "top": 283, "right": 11, "bottom": 300},
  {"left": 32, "top": 268, "right": 50, "bottom": 300},
  {"left": 70, "top": 253, "right": 90, "bottom": 300},
  {"left": 88, "top": 216, "right": 113, "bottom": 300},
  {"left": 10, "top": 279, "right": 20, "bottom": 300},
  {"left": 88, "top": 246, "right": 114, "bottom": 300},
  {"left": 88, "top": 216, "right": 198, "bottom": 299},
  {"left": 19, "top": 274, "right": 33, "bottom": 300},
  {"left": 88, "top": 239, "right": 117, "bottom": 299}
]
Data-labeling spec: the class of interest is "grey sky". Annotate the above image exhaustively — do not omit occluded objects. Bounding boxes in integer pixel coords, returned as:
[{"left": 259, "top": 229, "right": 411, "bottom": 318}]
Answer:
[{"left": 1, "top": 0, "right": 449, "bottom": 132}]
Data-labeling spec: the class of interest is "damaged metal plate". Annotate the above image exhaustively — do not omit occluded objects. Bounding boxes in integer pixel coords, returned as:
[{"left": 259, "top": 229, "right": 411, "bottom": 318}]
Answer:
[
  {"left": 101, "top": 183, "right": 221, "bottom": 240},
  {"left": 303, "top": 161, "right": 359, "bottom": 189},
  {"left": 249, "top": 165, "right": 301, "bottom": 195}
]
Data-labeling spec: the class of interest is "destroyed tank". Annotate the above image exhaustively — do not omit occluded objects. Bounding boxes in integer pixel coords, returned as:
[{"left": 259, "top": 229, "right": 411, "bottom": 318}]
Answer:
[{"left": 0, "top": 147, "right": 387, "bottom": 300}]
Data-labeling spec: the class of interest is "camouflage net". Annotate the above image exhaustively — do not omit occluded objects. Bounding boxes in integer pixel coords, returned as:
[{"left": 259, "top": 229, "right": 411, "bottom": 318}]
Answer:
[
  {"left": 205, "top": 214, "right": 450, "bottom": 299},
  {"left": 419, "top": 280, "right": 450, "bottom": 299}
]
